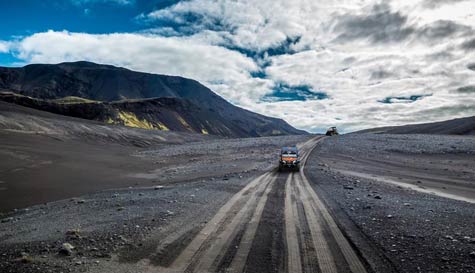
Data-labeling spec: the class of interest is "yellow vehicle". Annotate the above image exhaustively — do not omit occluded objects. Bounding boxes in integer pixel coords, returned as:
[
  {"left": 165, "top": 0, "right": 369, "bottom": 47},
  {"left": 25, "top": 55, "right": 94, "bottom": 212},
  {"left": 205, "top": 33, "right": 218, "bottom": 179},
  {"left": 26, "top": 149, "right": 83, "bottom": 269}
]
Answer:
[{"left": 325, "top": 126, "right": 339, "bottom": 136}]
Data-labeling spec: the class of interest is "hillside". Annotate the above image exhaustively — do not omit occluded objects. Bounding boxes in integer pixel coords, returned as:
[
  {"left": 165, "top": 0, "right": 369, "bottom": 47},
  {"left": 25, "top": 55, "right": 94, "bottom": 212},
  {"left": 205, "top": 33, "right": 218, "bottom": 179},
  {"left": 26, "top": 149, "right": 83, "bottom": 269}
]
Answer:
[
  {"left": 355, "top": 116, "right": 475, "bottom": 135},
  {"left": 0, "top": 92, "right": 285, "bottom": 137},
  {"left": 0, "top": 61, "right": 306, "bottom": 137}
]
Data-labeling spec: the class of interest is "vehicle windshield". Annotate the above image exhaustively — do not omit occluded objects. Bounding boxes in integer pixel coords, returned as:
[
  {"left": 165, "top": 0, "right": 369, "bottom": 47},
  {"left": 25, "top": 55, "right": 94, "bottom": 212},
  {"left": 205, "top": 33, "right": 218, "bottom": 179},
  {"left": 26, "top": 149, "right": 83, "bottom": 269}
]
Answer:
[{"left": 281, "top": 153, "right": 297, "bottom": 157}]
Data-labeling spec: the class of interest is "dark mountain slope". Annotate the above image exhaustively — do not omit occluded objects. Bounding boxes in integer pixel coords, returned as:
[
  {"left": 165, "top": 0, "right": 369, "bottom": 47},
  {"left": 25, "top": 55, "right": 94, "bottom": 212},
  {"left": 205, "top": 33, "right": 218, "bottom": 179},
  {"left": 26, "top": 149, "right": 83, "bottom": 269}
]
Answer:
[
  {"left": 0, "top": 92, "right": 295, "bottom": 137},
  {"left": 355, "top": 116, "right": 475, "bottom": 135},
  {"left": 0, "top": 61, "right": 306, "bottom": 137}
]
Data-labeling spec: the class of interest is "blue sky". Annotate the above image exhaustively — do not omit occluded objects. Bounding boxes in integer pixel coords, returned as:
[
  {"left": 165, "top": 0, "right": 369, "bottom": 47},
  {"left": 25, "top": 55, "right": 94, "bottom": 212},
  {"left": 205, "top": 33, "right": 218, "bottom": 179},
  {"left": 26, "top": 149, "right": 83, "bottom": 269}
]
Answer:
[
  {"left": 0, "top": 0, "right": 179, "bottom": 64},
  {"left": 1, "top": 0, "right": 474, "bottom": 132}
]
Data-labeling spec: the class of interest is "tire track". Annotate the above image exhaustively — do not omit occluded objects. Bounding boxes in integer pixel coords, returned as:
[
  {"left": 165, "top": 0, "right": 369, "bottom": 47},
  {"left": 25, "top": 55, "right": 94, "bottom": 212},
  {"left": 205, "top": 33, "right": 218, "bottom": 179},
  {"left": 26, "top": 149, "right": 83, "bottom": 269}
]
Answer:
[
  {"left": 284, "top": 173, "right": 303, "bottom": 273},
  {"left": 192, "top": 175, "right": 275, "bottom": 272},
  {"left": 294, "top": 174, "right": 338, "bottom": 273},
  {"left": 155, "top": 136, "right": 369, "bottom": 273},
  {"left": 159, "top": 172, "right": 276, "bottom": 273},
  {"left": 298, "top": 171, "right": 367, "bottom": 273},
  {"left": 226, "top": 173, "right": 276, "bottom": 273},
  {"left": 157, "top": 172, "right": 272, "bottom": 273},
  {"left": 298, "top": 136, "right": 368, "bottom": 273}
]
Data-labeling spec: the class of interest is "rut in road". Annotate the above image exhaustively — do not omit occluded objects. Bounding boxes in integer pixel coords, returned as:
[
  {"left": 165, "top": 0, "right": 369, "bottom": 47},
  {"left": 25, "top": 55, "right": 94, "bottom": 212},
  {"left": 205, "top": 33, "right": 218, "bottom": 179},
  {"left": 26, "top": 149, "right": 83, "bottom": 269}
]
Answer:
[{"left": 148, "top": 137, "right": 368, "bottom": 273}]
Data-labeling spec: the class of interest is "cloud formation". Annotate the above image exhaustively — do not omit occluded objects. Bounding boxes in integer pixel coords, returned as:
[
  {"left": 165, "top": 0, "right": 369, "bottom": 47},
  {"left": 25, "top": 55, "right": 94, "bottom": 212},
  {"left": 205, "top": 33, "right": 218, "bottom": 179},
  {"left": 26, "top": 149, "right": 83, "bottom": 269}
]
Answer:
[
  {"left": 4, "top": 0, "right": 475, "bottom": 132},
  {"left": 0, "top": 41, "right": 10, "bottom": 53}
]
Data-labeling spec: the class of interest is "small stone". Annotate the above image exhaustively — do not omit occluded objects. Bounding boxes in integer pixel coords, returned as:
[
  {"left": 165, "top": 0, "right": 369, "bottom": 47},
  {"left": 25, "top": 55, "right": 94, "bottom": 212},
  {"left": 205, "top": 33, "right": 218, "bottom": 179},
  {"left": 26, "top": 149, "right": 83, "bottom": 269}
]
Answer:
[
  {"left": 1, "top": 217, "right": 13, "bottom": 223},
  {"left": 166, "top": 210, "right": 174, "bottom": 216},
  {"left": 387, "top": 215, "right": 393, "bottom": 219},
  {"left": 18, "top": 254, "right": 33, "bottom": 263},
  {"left": 445, "top": 235, "right": 454, "bottom": 240},
  {"left": 59, "top": 243, "right": 75, "bottom": 256},
  {"left": 154, "top": 186, "right": 164, "bottom": 190},
  {"left": 469, "top": 251, "right": 475, "bottom": 258},
  {"left": 117, "top": 207, "right": 125, "bottom": 211},
  {"left": 343, "top": 185, "right": 354, "bottom": 190},
  {"left": 374, "top": 195, "right": 382, "bottom": 199},
  {"left": 77, "top": 200, "right": 85, "bottom": 204}
]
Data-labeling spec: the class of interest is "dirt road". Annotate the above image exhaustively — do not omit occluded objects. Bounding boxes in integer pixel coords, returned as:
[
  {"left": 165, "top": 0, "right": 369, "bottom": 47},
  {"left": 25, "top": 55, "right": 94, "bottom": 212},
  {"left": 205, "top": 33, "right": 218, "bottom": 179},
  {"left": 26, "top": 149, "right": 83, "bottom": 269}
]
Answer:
[
  {"left": 93, "top": 136, "right": 369, "bottom": 273},
  {"left": 2, "top": 133, "right": 473, "bottom": 273}
]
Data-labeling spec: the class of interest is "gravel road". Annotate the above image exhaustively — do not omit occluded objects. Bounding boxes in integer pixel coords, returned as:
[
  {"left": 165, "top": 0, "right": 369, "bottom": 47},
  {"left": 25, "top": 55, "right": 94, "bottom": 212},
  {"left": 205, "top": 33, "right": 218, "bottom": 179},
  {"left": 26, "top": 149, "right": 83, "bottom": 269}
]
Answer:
[
  {"left": 0, "top": 134, "right": 310, "bottom": 273},
  {"left": 1, "top": 133, "right": 474, "bottom": 273},
  {"left": 304, "top": 134, "right": 475, "bottom": 273}
]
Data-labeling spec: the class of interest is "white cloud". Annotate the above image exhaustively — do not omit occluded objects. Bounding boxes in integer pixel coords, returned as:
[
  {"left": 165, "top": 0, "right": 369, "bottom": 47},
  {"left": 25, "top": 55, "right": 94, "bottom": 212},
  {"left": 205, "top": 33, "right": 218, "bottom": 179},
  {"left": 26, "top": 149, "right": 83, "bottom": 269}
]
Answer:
[
  {"left": 5, "top": 0, "right": 475, "bottom": 132},
  {"left": 0, "top": 41, "right": 10, "bottom": 53}
]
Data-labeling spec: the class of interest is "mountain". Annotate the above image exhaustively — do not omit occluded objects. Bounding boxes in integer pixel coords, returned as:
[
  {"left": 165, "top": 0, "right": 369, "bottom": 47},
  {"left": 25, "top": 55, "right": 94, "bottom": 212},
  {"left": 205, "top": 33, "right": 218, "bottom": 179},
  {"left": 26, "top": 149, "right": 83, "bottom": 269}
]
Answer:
[
  {"left": 355, "top": 116, "right": 475, "bottom": 135},
  {"left": 0, "top": 61, "right": 306, "bottom": 137}
]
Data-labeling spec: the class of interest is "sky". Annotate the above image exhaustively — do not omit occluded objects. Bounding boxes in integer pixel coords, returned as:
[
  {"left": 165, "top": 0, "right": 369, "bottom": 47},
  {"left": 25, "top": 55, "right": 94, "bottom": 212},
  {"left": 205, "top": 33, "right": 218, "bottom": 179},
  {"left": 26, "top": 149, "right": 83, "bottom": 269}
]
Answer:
[{"left": 1, "top": 0, "right": 474, "bottom": 133}]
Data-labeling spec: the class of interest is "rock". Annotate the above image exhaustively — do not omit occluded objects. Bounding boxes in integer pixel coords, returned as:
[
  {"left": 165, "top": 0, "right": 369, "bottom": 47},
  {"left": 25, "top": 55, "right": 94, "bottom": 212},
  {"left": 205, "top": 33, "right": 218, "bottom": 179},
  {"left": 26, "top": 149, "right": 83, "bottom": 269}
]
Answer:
[
  {"left": 1, "top": 217, "right": 13, "bottom": 223},
  {"left": 445, "top": 235, "right": 454, "bottom": 240},
  {"left": 59, "top": 243, "right": 75, "bottom": 256},
  {"left": 343, "top": 185, "right": 354, "bottom": 190},
  {"left": 387, "top": 215, "right": 393, "bottom": 219},
  {"left": 66, "top": 229, "right": 81, "bottom": 240},
  {"left": 154, "top": 186, "right": 164, "bottom": 190},
  {"left": 470, "top": 251, "right": 475, "bottom": 258},
  {"left": 117, "top": 207, "right": 125, "bottom": 211},
  {"left": 374, "top": 195, "right": 382, "bottom": 199},
  {"left": 166, "top": 210, "right": 174, "bottom": 216},
  {"left": 77, "top": 199, "right": 86, "bottom": 204},
  {"left": 403, "top": 203, "right": 411, "bottom": 206},
  {"left": 18, "top": 254, "right": 33, "bottom": 263},
  {"left": 363, "top": 205, "right": 372, "bottom": 210}
]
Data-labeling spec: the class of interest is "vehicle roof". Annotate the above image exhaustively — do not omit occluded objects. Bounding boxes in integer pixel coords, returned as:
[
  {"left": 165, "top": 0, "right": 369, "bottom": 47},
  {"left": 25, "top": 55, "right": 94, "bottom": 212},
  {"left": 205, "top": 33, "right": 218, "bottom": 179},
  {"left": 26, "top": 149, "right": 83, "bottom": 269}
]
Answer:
[{"left": 281, "top": 146, "right": 298, "bottom": 151}]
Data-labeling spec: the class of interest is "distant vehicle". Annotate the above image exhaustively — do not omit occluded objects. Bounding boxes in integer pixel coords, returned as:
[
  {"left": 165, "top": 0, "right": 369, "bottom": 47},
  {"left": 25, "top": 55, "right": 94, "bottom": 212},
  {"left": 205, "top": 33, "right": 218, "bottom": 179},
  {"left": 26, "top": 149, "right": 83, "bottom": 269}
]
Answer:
[
  {"left": 326, "top": 126, "right": 339, "bottom": 136},
  {"left": 279, "top": 147, "right": 300, "bottom": 171}
]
